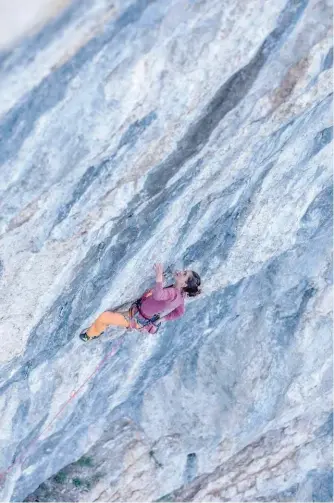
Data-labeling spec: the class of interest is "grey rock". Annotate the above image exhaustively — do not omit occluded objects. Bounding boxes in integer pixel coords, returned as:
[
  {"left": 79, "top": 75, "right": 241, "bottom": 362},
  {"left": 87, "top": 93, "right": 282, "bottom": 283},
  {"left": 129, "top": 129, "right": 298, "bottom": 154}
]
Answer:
[{"left": 0, "top": 0, "right": 332, "bottom": 501}]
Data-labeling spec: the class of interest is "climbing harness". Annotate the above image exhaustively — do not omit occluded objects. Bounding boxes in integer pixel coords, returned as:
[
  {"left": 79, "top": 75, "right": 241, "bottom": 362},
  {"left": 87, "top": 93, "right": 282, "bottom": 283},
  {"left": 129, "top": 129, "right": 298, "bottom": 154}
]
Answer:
[
  {"left": 135, "top": 302, "right": 160, "bottom": 324},
  {"left": 131, "top": 291, "right": 161, "bottom": 332},
  {"left": 129, "top": 287, "right": 179, "bottom": 333}
]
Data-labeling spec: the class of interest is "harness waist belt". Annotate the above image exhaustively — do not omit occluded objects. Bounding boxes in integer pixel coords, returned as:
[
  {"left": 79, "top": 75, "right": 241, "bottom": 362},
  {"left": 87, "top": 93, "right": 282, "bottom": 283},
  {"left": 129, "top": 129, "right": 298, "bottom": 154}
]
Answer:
[{"left": 135, "top": 299, "right": 160, "bottom": 324}]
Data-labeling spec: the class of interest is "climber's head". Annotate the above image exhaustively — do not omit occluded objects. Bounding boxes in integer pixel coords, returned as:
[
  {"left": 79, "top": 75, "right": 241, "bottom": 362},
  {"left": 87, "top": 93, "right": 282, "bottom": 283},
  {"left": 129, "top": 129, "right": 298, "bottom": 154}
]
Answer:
[{"left": 174, "top": 270, "right": 201, "bottom": 297}]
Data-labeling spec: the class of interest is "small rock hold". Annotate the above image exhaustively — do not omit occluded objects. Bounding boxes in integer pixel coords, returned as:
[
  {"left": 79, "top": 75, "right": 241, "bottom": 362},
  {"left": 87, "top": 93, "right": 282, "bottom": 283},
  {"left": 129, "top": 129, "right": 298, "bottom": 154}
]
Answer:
[
  {"left": 237, "top": 478, "right": 254, "bottom": 493},
  {"left": 223, "top": 485, "right": 237, "bottom": 498},
  {"left": 243, "top": 487, "right": 257, "bottom": 499}
]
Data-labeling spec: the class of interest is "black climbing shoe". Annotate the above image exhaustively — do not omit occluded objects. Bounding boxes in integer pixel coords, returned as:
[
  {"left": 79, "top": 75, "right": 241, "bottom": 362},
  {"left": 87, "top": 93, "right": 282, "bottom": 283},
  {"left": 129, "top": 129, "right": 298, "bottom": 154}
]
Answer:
[{"left": 79, "top": 331, "right": 90, "bottom": 342}]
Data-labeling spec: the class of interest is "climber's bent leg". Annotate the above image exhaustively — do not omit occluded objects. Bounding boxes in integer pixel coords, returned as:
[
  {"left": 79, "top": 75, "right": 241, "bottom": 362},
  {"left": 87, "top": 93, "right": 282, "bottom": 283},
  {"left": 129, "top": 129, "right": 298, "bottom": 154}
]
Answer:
[{"left": 86, "top": 311, "right": 130, "bottom": 338}]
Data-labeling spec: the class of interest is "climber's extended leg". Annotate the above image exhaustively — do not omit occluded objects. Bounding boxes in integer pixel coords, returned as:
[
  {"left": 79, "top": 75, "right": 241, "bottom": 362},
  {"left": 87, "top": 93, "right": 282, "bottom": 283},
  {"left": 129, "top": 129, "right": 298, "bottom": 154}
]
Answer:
[{"left": 80, "top": 311, "right": 130, "bottom": 341}]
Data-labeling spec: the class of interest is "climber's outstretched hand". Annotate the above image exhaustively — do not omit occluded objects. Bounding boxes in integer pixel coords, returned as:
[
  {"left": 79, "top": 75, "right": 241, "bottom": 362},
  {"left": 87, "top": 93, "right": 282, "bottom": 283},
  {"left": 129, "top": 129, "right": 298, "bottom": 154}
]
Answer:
[{"left": 154, "top": 263, "right": 164, "bottom": 283}]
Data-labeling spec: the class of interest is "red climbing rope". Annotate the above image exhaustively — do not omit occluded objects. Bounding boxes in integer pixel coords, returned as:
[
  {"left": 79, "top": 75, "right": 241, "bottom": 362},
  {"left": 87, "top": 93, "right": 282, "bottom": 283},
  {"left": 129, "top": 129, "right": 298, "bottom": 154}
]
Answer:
[{"left": 0, "top": 337, "right": 124, "bottom": 487}]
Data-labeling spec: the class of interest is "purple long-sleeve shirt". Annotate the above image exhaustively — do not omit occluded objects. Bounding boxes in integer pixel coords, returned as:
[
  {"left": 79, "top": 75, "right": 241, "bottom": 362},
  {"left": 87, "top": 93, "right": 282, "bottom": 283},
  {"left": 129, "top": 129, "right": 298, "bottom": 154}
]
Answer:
[{"left": 140, "top": 282, "right": 185, "bottom": 322}]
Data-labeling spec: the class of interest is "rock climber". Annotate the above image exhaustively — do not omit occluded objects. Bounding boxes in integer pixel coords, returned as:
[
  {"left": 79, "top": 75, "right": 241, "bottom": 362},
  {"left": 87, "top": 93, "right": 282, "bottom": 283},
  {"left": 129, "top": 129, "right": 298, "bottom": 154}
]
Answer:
[{"left": 79, "top": 263, "right": 201, "bottom": 341}]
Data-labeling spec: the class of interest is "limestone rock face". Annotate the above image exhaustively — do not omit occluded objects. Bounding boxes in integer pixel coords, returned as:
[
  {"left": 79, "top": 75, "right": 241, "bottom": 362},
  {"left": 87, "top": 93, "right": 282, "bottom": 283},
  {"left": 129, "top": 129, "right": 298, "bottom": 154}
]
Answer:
[{"left": 0, "top": 0, "right": 332, "bottom": 501}]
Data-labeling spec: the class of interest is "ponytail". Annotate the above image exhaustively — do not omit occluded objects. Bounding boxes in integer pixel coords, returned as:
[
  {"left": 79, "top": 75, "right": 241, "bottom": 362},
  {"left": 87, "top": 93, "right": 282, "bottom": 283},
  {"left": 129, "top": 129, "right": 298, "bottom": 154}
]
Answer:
[
  {"left": 183, "top": 271, "right": 201, "bottom": 297},
  {"left": 185, "top": 286, "right": 201, "bottom": 297}
]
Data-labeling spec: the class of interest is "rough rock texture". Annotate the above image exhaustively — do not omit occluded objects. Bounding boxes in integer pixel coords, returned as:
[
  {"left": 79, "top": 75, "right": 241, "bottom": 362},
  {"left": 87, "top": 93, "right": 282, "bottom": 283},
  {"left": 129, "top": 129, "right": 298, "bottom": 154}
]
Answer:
[{"left": 0, "top": 0, "right": 332, "bottom": 501}]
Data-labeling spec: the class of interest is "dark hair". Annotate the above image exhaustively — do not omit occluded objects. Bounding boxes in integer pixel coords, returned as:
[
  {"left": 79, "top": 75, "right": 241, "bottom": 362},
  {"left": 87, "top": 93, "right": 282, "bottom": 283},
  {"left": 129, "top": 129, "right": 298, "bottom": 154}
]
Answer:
[{"left": 183, "top": 271, "right": 201, "bottom": 297}]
